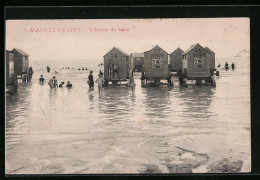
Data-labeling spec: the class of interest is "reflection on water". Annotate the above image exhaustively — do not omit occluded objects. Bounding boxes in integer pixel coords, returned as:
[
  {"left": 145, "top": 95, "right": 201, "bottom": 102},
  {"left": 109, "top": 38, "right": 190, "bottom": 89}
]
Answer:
[{"left": 5, "top": 60, "right": 250, "bottom": 174}]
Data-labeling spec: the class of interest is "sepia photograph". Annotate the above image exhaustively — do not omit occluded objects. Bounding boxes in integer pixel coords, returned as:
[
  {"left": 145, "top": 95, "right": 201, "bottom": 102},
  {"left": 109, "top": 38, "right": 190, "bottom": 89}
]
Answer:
[{"left": 5, "top": 18, "right": 250, "bottom": 174}]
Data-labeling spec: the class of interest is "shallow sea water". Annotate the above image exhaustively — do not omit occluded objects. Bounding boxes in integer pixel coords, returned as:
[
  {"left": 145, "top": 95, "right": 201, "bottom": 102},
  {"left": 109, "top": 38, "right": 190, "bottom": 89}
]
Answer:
[{"left": 5, "top": 59, "right": 250, "bottom": 174}]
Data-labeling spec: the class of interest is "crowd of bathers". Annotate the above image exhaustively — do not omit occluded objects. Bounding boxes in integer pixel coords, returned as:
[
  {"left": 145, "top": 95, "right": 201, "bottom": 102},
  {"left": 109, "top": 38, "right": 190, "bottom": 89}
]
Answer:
[{"left": 39, "top": 75, "right": 72, "bottom": 88}]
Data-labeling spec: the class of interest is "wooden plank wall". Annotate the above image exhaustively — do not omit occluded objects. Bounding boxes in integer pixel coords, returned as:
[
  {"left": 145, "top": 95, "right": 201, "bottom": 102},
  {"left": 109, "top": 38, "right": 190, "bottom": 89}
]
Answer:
[
  {"left": 23, "top": 56, "right": 29, "bottom": 72},
  {"left": 13, "top": 54, "right": 24, "bottom": 73},
  {"left": 170, "top": 51, "right": 183, "bottom": 71},
  {"left": 145, "top": 48, "right": 168, "bottom": 78},
  {"left": 210, "top": 54, "right": 215, "bottom": 69},
  {"left": 186, "top": 49, "right": 211, "bottom": 78}
]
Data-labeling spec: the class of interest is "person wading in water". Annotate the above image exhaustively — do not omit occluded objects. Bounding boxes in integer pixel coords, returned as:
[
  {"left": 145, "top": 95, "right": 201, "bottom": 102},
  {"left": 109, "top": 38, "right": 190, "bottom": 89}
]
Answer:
[{"left": 88, "top": 71, "right": 94, "bottom": 90}]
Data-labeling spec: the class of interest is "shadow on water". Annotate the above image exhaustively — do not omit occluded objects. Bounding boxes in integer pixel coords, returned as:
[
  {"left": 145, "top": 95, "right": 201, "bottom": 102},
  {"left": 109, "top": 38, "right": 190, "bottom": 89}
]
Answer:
[
  {"left": 6, "top": 82, "right": 33, "bottom": 128},
  {"left": 142, "top": 86, "right": 172, "bottom": 119},
  {"left": 98, "top": 87, "right": 131, "bottom": 123},
  {"left": 178, "top": 86, "right": 215, "bottom": 121}
]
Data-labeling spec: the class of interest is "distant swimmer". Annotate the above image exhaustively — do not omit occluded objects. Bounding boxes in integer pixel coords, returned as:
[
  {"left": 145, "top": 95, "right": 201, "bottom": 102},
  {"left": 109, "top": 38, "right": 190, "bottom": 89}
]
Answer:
[
  {"left": 66, "top": 81, "right": 72, "bottom": 88},
  {"left": 231, "top": 63, "right": 235, "bottom": 70},
  {"left": 78, "top": 68, "right": 81, "bottom": 70},
  {"left": 55, "top": 71, "right": 58, "bottom": 73},
  {"left": 218, "top": 64, "right": 221, "bottom": 68},
  {"left": 85, "top": 67, "right": 88, "bottom": 70},
  {"left": 59, "top": 82, "right": 65, "bottom": 87},
  {"left": 82, "top": 67, "right": 84, "bottom": 70},
  {"left": 39, "top": 75, "right": 45, "bottom": 84}
]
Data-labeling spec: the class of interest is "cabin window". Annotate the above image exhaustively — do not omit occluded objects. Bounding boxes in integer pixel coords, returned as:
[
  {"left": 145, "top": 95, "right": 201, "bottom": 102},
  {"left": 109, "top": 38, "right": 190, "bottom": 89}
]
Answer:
[
  {"left": 195, "top": 48, "right": 198, "bottom": 52},
  {"left": 199, "top": 48, "right": 201, "bottom": 52},
  {"left": 24, "top": 56, "right": 28, "bottom": 60},
  {"left": 111, "top": 54, "right": 114, "bottom": 58},
  {"left": 115, "top": 54, "right": 117, "bottom": 58}
]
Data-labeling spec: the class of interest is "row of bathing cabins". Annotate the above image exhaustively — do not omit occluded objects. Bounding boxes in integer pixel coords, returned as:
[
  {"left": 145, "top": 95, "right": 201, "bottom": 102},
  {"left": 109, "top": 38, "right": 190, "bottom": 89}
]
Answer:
[
  {"left": 5, "top": 48, "right": 31, "bottom": 85},
  {"left": 103, "top": 43, "right": 216, "bottom": 86}
]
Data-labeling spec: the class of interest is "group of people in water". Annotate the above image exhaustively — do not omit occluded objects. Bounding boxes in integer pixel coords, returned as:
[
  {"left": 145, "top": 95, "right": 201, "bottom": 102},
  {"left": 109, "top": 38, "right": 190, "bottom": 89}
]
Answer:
[
  {"left": 39, "top": 75, "right": 73, "bottom": 88},
  {"left": 218, "top": 62, "right": 236, "bottom": 71}
]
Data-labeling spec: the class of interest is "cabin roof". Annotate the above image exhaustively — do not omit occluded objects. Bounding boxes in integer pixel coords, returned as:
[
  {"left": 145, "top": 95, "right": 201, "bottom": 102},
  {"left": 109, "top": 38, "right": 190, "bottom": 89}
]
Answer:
[
  {"left": 6, "top": 50, "right": 13, "bottom": 53},
  {"left": 12, "top": 48, "right": 29, "bottom": 56},
  {"left": 103, "top": 47, "right": 129, "bottom": 57},
  {"left": 144, "top": 45, "right": 169, "bottom": 55},
  {"left": 130, "top": 53, "right": 145, "bottom": 57},
  {"left": 204, "top": 47, "right": 215, "bottom": 54},
  {"left": 170, "top": 47, "right": 184, "bottom": 55},
  {"left": 182, "top": 43, "right": 200, "bottom": 55}
]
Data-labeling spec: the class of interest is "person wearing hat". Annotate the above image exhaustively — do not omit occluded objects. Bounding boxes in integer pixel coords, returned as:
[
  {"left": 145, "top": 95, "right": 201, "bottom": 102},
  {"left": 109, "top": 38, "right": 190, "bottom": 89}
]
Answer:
[
  {"left": 88, "top": 70, "right": 94, "bottom": 90},
  {"left": 66, "top": 81, "right": 72, "bottom": 88}
]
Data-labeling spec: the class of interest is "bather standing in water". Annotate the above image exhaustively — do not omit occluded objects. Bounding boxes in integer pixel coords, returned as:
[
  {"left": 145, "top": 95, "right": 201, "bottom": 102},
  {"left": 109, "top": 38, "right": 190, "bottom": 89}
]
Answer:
[
  {"left": 231, "top": 63, "right": 235, "bottom": 70},
  {"left": 88, "top": 71, "right": 94, "bottom": 90},
  {"left": 10, "top": 73, "right": 18, "bottom": 93},
  {"left": 48, "top": 76, "right": 56, "bottom": 88},
  {"left": 39, "top": 75, "right": 45, "bottom": 84},
  {"left": 225, "top": 62, "right": 229, "bottom": 70},
  {"left": 95, "top": 74, "right": 104, "bottom": 95},
  {"left": 66, "top": 81, "right": 72, "bottom": 88},
  {"left": 129, "top": 77, "right": 136, "bottom": 93}
]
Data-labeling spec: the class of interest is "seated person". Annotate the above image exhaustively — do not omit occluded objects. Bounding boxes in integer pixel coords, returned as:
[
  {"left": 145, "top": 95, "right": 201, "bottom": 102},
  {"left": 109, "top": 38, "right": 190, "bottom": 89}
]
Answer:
[
  {"left": 59, "top": 82, "right": 65, "bottom": 87},
  {"left": 66, "top": 81, "right": 72, "bottom": 87},
  {"left": 39, "top": 75, "right": 45, "bottom": 84}
]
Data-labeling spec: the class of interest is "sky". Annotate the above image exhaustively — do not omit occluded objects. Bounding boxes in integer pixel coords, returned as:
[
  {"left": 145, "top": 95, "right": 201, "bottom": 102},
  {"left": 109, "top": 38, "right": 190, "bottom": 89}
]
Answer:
[{"left": 6, "top": 18, "right": 250, "bottom": 63}]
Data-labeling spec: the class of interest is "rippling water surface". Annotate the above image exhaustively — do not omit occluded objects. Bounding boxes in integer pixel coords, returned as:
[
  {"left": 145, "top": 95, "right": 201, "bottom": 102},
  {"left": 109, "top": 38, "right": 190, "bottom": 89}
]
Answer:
[{"left": 5, "top": 59, "right": 250, "bottom": 174}]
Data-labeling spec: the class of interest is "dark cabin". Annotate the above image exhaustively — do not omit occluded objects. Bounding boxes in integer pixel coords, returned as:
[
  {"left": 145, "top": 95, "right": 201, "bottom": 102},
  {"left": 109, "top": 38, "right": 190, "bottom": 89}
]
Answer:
[
  {"left": 204, "top": 47, "right": 216, "bottom": 70},
  {"left": 130, "top": 53, "right": 145, "bottom": 72},
  {"left": 103, "top": 47, "right": 130, "bottom": 81},
  {"left": 11, "top": 48, "right": 29, "bottom": 74},
  {"left": 5, "top": 50, "right": 14, "bottom": 85},
  {"left": 169, "top": 47, "right": 184, "bottom": 71},
  {"left": 144, "top": 45, "right": 169, "bottom": 79},
  {"left": 181, "top": 43, "right": 211, "bottom": 79}
]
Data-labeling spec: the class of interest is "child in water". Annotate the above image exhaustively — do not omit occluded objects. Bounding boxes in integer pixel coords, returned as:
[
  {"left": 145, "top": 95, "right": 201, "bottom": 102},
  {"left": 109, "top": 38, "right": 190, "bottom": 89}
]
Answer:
[
  {"left": 39, "top": 75, "right": 45, "bottom": 84},
  {"left": 130, "top": 77, "right": 136, "bottom": 93},
  {"left": 66, "top": 81, "right": 72, "bottom": 88},
  {"left": 95, "top": 74, "right": 104, "bottom": 95}
]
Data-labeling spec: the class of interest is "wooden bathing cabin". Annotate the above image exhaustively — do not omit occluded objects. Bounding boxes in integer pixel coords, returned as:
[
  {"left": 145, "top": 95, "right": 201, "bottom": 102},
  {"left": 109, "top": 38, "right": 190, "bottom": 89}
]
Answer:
[
  {"left": 143, "top": 45, "right": 172, "bottom": 86},
  {"left": 169, "top": 47, "right": 184, "bottom": 72},
  {"left": 180, "top": 43, "right": 216, "bottom": 86},
  {"left": 5, "top": 50, "right": 14, "bottom": 85},
  {"left": 11, "top": 48, "right": 33, "bottom": 82},
  {"left": 130, "top": 53, "right": 145, "bottom": 72},
  {"left": 103, "top": 47, "right": 130, "bottom": 86}
]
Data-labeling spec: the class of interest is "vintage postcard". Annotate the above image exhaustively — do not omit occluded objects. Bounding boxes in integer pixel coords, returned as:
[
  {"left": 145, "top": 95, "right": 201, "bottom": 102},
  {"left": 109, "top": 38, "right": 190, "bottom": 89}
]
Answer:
[{"left": 5, "top": 18, "right": 250, "bottom": 174}]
